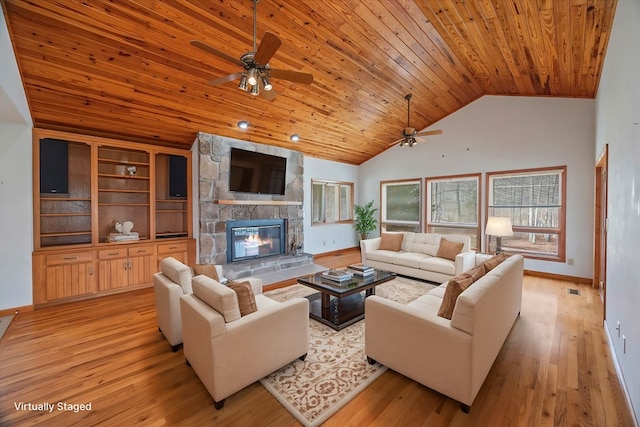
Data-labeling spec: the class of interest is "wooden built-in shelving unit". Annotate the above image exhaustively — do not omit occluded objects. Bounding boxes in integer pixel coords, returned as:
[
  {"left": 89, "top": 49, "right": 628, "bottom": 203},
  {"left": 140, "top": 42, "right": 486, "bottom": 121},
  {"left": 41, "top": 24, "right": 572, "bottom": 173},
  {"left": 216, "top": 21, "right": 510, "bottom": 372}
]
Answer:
[{"left": 32, "top": 129, "right": 195, "bottom": 308}]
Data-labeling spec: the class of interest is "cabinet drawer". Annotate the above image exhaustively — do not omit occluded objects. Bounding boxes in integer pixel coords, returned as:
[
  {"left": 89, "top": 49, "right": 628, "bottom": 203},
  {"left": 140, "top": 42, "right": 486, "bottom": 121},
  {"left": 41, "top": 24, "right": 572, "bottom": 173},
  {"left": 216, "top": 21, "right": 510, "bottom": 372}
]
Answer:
[
  {"left": 128, "top": 245, "right": 155, "bottom": 256},
  {"left": 157, "top": 242, "right": 188, "bottom": 254},
  {"left": 46, "top": 251, "right": 94, "bottom": 266},
  {"left": 99, "top": 248, "right": 128, "bottom": 259}
]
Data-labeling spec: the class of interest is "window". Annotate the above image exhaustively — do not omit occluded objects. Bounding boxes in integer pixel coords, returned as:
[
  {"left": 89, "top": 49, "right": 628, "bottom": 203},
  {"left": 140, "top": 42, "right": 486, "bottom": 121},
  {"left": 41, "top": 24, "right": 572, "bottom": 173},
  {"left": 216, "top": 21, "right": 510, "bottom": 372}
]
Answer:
[
  {"left": 311, "top": 179, "right": 353, "bottom": 224},
  {"left": 486, "top": 166, "right": 566, "bottom": 261},
  {"left": 426, "top": 174, "right": 481, "bottom": 250},
  {"left": 380, "top": 179, "right": 421, "bottom": 232}
]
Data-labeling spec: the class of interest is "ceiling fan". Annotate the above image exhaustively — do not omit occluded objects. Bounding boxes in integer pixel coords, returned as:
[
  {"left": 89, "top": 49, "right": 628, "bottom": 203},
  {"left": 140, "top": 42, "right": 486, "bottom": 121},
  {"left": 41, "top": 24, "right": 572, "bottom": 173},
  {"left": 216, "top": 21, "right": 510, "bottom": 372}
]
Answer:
[
  {"left": 390, "top": 94, "right": 443, "bottom": 147},
  {"left": 190, "top": 0, "right": 313, "bottom": 100}
]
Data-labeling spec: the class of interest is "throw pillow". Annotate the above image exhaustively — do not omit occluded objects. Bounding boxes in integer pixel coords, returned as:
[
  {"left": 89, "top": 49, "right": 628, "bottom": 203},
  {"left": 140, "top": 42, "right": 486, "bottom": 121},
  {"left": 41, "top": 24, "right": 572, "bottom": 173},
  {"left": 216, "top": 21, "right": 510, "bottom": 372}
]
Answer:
[
  {"left": 437, "top": 274, "right": 475, "bottom": 320},
  {"left": 192, "top": 264, "right": 220, "bottom": 282},
  {"left": 227, "top": 280, "right": 258, "bottom": 317},
  {"left": 483, "top": 253, "right": 509, "bottom": 272},
  {"left": 436, "top": 238, "right": 465, "bottom": 261},
  {"left": 378, "top": 233, "right": 404, "bottom": 251},
  {"left": 466, "top": 263, "right": 486, "bottom": 282}
]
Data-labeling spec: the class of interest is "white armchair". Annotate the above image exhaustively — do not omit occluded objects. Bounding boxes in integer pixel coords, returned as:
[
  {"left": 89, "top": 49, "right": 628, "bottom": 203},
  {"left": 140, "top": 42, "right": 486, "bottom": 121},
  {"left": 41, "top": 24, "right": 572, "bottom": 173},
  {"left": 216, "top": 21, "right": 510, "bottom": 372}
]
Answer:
[
  {"left": 153, "top": 257, "right": 194, "bottom": 352},
  {"left": 180, "top": 275, "right": 309, "bottom": 409}
]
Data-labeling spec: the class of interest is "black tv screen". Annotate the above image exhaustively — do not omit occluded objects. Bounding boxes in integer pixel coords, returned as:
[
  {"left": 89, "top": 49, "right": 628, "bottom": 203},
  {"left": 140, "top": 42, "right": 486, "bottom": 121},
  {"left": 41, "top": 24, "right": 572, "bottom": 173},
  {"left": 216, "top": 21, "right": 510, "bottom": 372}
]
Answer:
[{"left": 229, "top": 148, "right": 287, "bottom": 195}]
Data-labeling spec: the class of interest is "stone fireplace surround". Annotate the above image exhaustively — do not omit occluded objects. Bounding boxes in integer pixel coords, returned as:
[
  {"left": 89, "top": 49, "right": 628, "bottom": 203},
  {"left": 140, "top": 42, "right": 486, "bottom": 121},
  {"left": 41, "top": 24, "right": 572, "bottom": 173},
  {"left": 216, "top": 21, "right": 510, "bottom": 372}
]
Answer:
[{"left": 196, "top": 132, "right": 310, "bottom": 280}]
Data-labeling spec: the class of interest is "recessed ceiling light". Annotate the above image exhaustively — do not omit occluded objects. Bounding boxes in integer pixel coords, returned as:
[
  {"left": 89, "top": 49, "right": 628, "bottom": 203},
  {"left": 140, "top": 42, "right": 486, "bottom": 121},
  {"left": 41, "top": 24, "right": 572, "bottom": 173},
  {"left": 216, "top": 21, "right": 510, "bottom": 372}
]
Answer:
[
  {"left": 290, "top": 134, "right": 300, "bottom": 142},
  {"left": 237, "top": 121, "right": 249, "bottom": 129}
]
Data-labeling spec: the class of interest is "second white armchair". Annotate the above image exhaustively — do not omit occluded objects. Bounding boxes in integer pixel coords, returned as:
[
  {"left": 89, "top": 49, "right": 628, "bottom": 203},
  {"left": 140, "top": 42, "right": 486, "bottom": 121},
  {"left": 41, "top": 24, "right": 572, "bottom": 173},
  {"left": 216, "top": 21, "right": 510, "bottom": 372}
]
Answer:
[{"left": 180, "top": 274, "right": 309, "bottom": 409}]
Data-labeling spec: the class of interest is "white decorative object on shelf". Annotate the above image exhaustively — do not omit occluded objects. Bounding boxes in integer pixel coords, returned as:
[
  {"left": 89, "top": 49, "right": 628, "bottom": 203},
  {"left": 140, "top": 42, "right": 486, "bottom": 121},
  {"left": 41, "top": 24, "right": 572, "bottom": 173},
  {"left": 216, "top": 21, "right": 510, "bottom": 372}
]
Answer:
[{"left": 115, "top": 220, "right": 135, "bottom": 235}]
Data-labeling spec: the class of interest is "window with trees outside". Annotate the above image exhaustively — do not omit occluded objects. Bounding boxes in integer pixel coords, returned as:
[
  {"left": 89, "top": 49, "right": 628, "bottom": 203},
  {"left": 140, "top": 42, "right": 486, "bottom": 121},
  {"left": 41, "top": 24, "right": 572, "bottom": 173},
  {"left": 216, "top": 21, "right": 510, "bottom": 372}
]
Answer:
[
  {"left": 486, "top": 166, "right": 566, "bottom": 261},
  {"left": 426, "top": 174, "right": 481, "bottom": 250},
  {"left": 380, "top": 179, "right": 421, "bottom": 232},
  {"left": 311, "top": 179, "right": 353, "bottom": 225}
]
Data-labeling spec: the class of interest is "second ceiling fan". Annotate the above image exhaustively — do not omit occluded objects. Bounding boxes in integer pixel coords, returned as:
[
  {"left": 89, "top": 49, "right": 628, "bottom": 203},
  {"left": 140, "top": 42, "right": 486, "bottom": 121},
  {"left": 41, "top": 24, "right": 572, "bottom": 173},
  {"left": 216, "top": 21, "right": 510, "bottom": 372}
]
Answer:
[
  {"left": 390, "top": 94, "right": 443, "bottom": 147},
  {"left": 191, "top": 0, "right": 313, "bottom": 100}
]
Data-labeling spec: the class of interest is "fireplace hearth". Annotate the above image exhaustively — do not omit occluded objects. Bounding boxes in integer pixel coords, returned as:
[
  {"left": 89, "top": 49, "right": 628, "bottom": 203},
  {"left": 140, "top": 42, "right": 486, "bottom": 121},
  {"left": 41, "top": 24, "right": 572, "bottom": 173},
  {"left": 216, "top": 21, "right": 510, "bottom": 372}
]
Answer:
[{"left": 226, "top": 219, "right": 286, "bottom": 263}]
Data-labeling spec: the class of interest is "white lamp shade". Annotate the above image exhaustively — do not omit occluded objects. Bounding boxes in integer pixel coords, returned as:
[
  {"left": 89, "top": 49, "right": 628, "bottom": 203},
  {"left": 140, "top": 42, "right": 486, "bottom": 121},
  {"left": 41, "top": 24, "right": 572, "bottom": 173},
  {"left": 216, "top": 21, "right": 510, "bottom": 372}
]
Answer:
[{"left": 485, "top": 216, "right": 513, "bottom": 237}]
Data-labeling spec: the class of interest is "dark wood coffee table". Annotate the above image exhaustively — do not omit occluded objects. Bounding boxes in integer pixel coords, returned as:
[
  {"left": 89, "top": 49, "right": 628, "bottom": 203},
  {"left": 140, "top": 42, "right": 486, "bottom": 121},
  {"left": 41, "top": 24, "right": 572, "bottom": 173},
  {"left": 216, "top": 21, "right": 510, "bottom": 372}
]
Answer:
[{"left": 296, "top": 269, "right": 395, "bottom": 330}]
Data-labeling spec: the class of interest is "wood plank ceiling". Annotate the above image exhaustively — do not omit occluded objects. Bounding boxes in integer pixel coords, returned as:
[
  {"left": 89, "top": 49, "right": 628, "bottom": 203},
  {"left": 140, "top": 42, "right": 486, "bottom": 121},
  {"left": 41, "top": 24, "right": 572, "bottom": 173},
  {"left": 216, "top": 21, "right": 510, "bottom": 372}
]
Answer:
[{"left": 2, "top": 0, "right": 616, "bottom": 165}]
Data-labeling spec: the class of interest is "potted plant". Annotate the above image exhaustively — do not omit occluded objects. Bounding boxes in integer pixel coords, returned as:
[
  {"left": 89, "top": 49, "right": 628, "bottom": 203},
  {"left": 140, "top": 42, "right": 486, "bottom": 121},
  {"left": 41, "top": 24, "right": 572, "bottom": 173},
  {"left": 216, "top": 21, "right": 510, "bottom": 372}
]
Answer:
[{"left": 354, "top": 200, "right": 378, "bottom": 240}]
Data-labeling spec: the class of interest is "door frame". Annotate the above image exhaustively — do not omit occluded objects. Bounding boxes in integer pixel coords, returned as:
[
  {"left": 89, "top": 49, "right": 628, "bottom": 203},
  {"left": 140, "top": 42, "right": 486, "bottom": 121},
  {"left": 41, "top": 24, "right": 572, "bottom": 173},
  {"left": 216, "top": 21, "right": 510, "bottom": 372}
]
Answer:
[{"left": 594, "top": 144, "right": 608, "bottom": 320}]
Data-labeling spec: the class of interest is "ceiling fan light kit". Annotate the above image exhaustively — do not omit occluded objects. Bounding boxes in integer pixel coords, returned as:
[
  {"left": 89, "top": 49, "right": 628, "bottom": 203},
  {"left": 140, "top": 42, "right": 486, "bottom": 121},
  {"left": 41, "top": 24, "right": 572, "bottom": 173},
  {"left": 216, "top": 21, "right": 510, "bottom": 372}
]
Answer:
[
  {"left": 260, "top": 74, "right": 272, "bottom": 91},
  {"left": 192, "top": 0, "right": 313, "bottom": 99},
  {"left": 391, "top": 94, "right": 443, "bottom": 147}
]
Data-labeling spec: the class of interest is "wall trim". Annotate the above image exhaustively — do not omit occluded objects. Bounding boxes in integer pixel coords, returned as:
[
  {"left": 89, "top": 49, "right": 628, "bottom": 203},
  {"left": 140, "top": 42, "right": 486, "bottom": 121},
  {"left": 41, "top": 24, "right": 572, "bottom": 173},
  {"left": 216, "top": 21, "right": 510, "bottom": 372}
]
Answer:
[
  {"left": 523, "top": 269, "right": 592, "bottom": 284},
  {"left": 0, "top": 304, "right": 34, "bottom": 317}
]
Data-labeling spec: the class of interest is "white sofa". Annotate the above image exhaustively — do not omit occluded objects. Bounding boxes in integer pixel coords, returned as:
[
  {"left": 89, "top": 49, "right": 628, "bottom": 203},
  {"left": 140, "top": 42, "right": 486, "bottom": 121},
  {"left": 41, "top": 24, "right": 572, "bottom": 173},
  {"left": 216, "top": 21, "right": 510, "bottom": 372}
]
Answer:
[
  {"left": 180, "top": 275, "right": 309, "bottom": 409},
  {"left": 360, "top": 232, "right": 475, "bottom": 282},
  {"left": 365, "top": 253, "right": 524, "bottom": 413}
]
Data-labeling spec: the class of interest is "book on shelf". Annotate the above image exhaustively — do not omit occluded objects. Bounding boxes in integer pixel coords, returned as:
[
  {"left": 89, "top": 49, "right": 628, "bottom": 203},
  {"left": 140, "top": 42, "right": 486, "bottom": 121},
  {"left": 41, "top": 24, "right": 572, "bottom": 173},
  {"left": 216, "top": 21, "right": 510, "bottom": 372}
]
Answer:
[
  {"left": 108, "top": 232, "right": 140, "bottom": 242},
  {"left": 321, "top": 269, "right": 353, "bottom": 282}
]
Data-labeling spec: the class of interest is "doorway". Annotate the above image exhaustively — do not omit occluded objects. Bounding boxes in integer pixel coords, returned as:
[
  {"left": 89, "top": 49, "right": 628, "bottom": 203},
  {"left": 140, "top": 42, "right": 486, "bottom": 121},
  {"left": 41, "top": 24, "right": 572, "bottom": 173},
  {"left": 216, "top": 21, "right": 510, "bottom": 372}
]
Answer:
[{"left": 594, "top": 144, "right": 608, "bottom": 320}]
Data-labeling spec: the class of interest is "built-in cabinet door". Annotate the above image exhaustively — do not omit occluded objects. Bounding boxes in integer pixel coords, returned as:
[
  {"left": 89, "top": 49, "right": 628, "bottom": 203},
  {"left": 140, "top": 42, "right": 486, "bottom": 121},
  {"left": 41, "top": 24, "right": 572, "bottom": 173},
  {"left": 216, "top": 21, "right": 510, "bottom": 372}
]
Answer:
[
  {"left": 39, "top": 251, "right": 97, "bottom": 302},
  {"left": 45, "top": 261, "right": 97, "bottom": 301},
  {"left": 127, "top": 246, "right": 156, "bottom": 286},
  {"left": 98, "top": 246, "right": 156, "bottom": 290},
  {"left": 98, "top": 248, "right": 129, "bottom": 290}
]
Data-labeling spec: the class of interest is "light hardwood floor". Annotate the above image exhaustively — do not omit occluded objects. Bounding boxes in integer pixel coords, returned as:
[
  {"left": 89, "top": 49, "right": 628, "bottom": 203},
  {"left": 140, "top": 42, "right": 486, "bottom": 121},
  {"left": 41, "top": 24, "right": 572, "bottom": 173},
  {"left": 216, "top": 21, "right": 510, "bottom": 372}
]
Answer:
[{"left": 0, "top": 249, "right": 635, "bottom": 426}]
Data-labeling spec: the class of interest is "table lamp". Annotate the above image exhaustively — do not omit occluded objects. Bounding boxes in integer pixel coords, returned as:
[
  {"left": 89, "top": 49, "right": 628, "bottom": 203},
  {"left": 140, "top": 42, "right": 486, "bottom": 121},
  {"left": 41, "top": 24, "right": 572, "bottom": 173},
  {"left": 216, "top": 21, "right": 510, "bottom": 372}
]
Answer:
[{"left": 485, "top": 216, "right": 513, "bottom": 254}]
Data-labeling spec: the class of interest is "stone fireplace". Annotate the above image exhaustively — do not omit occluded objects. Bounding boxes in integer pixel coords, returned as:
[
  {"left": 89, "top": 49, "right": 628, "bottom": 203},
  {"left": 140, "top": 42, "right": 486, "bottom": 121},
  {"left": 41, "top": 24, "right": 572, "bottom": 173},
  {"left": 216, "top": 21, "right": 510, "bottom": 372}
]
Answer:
[{"left": 196, "top": 132, "right": 310, "bottom": 280}]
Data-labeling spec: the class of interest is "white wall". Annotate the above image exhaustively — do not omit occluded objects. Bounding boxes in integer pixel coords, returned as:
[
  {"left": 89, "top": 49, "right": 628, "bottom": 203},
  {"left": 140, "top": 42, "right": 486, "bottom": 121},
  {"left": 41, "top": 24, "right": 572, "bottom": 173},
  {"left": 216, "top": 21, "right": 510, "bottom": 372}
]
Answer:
[
  {"left": 595, "top": 0, "right": 640, "bottom": 422},
  {"left": 359, "top": 95, "right": 595, "bottom": 279},
  {"left": 303, "top": 156, "right": 359, "bottom": 254},
  {"left": 0, "top": 123, "right": 33, "bottom": 310},
  {"left": 1, "top": 3, "right": 33, "bottom": 311},
  {"left": 1, "top": 2, "right": 32, "bottom": 126}
]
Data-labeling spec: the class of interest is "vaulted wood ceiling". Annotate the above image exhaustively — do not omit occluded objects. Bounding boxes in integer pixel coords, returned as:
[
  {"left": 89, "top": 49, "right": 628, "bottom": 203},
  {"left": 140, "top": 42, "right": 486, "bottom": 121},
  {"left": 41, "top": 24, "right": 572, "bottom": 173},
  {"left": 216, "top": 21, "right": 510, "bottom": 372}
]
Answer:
[{"left": 3, "top": 0, "right": 616, "bottom": 165}]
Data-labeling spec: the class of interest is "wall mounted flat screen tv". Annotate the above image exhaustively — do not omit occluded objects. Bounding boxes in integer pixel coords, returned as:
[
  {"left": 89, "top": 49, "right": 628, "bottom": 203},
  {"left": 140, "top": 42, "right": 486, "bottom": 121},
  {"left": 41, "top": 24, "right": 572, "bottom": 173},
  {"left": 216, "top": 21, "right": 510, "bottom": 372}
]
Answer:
[{"left": 229, "top": 148, "right": 287, "bottom": 195}]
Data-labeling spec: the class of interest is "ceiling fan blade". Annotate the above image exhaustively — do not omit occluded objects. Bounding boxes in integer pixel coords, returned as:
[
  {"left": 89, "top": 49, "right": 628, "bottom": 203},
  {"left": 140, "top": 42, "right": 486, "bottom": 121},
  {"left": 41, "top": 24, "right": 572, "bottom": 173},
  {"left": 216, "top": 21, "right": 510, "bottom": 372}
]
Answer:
[
  {"left": 253, "top": 32, "right": 282, "bottom": 65},
  {"left": 269, "top": 69, "right": 314, "bottom": 84},
  {"left": 208, "top": 72, "right": 244, "bottom": 86},
  {"left": 389, "top": 137, "right": 405, "bottom": 146},
  {"left": 415, "top": 129, "right": 444, "bottom": 137},
  {"left": 191, "top": 40, "right": 245, "bottom": 67}
]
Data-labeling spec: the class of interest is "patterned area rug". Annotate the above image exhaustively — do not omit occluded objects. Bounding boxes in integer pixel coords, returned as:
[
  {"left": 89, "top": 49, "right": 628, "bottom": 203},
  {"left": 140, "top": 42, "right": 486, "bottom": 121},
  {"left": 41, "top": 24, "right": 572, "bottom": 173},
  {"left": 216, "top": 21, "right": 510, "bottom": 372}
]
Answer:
[{"left": 261, "top": 276, "right": 437, "bottom": 427}]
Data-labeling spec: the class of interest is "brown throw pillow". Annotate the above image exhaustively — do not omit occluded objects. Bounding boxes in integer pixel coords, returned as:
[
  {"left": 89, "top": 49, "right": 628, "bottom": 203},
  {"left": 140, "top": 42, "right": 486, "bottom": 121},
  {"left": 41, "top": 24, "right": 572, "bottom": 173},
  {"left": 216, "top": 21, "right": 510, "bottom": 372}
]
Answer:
[
  {"left": 483, "top": 253, "right": 509, "bottom": 272},
  {"left": 378, "top": 233, "right": 404, "bottom": 251},
  {"left": 227, "top": 280, "right": 257, "bottom": 317},
  {"left": 438, "top": 274, "right": 475, "bottom": 320},
  {"left": 436, "top": 238, "right": 465, "bottom": 261},
  {"left": 192, "top": 264, "right": 220, "bottom": 282},
  {"left": 466, "top": 263, "right": 486, "bottom": 282}
]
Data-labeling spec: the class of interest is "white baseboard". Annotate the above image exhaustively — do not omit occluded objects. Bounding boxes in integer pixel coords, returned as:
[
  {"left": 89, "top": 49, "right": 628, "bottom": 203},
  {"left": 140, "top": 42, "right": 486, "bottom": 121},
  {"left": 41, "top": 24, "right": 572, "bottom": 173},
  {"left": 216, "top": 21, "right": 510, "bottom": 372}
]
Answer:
[{"left": 604, "top": 319, "right": 639, "bottom": 426}]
